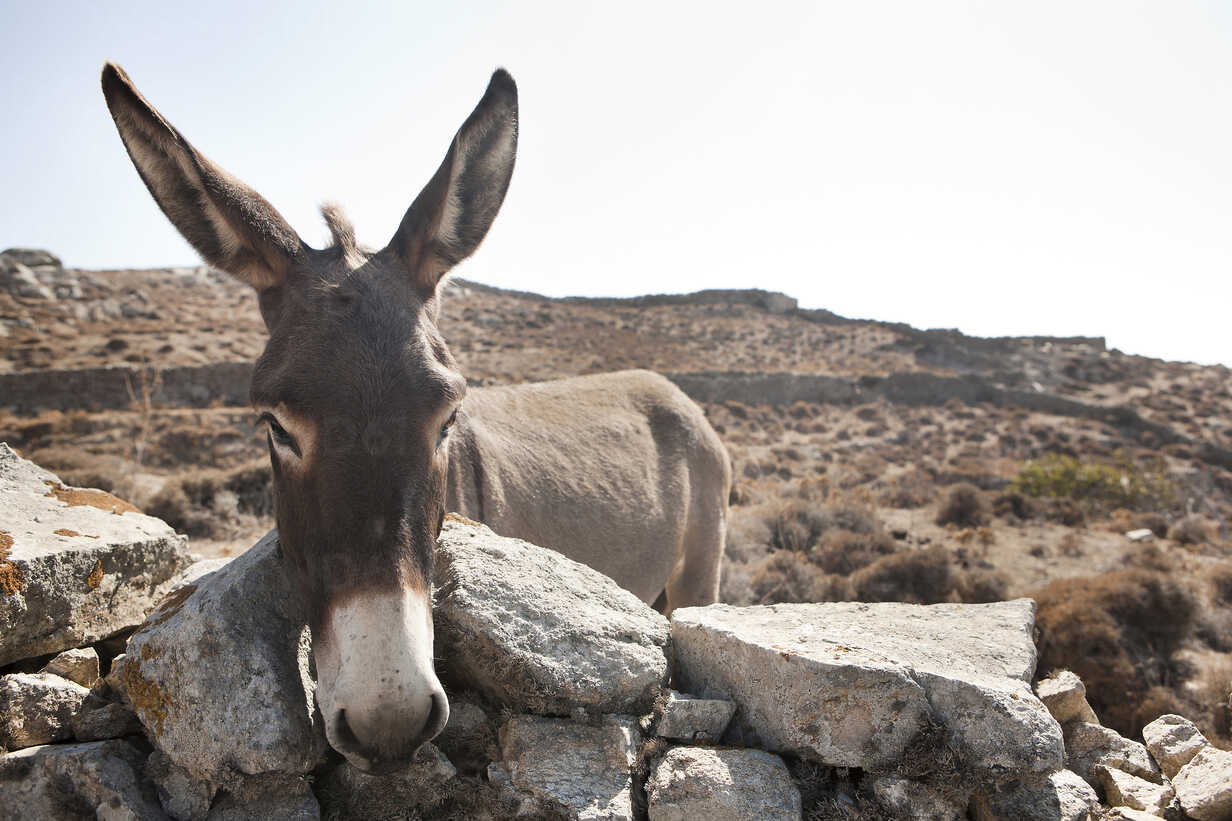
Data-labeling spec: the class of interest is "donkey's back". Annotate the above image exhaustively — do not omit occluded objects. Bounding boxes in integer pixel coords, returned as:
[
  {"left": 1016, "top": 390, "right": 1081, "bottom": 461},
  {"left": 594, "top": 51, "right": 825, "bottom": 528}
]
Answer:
[{"left": 447, "top": 369, "right": 730, "bottom": 612}]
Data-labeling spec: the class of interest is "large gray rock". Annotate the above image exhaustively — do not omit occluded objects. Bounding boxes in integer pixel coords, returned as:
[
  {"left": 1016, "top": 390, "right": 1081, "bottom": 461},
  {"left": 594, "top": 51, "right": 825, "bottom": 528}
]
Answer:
[
  {"left": 500, "top": 714, "right": 639, "bottom": 820},
  {"left": 1035, "top": 670, "right": 1098, "bottom": 725},
  {"left": 0, "top": 739, "right": 167, "bottom": 821},
  {"left": 645, "top": 746, "right": 802, "bottom": 821},
  {"left": 434, "top": 517, "right": 670, "bottom": 715},
  {"left": 0, "top": 672, "right": 89, "bottom": 749},
  {"left": 1064, "top": 722, "right": 1161, "bottom": 785},
  {"left": 671, "top": 600, "right": 1062, "bottom": 775},
  {"left": 0, "top": 443, "right": 191, "bottom": 666},
  {"left": 1141, "top": 713, "right": 1208, "bottom": 779},
  {"left": 111, "top": 530, "right": 326, "bottom": 787},
  {"left": 1172, "top": 746, "right": 1232, "bottom": 821},
  {"left": 970, "top": 769, "right": 1099, "bottom": 821}
]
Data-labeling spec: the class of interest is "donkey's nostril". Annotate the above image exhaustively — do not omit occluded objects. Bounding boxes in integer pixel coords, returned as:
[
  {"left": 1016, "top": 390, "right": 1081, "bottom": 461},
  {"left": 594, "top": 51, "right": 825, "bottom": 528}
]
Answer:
[{"left": 422, "top": 689, "right": 449, "bottom": 743}]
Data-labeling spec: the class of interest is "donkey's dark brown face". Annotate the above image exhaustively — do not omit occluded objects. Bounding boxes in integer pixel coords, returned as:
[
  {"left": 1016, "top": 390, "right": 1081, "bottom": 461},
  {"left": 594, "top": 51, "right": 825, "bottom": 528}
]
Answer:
[{"left": 101, "top": 62, "right": 517, "bottom": 773}]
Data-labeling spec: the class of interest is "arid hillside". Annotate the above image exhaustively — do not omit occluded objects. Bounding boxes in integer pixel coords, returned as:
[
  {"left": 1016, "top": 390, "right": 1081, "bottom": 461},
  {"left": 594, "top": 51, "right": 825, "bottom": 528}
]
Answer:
[{"left": 2, "top": 247, "right": 1230, "bottom": 748}]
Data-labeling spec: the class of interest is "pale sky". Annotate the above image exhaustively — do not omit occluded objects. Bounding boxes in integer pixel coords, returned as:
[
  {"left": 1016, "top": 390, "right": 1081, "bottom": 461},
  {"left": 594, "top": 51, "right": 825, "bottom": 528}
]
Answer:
[{"left": 3, "top": 2, "right": 1231, "bottom": 366}]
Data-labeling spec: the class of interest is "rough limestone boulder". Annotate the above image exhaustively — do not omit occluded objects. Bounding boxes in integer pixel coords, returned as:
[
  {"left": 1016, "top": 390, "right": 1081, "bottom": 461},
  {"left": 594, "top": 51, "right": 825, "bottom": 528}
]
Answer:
[
  {"left": 645, "top": 746, "right": 801, "bottom": 821},
  {"left": 0, "top": 442, "right": 191, "bottom": 666},
  {"left": 110, "top": 530, "right": 326, "bottom": 790},
  {"left": 1094, "top": 765, "right": 1174, "bottom": 815},
  {"left": 1172, "top": 746, "right": 1232, "bottom": 821},
  {"left": 0, "top": 672, "right": 89, "bottom": 749},
  {"left": 1063, "top": 722, "right": 1161, "bottom": 785},
  {"left": 499, "top": 714, "right": 639, "bottom": 820},
  {"left": 672, "top": 600, "right": 1062, "bottom": 775},
  {"left": 970, "top": 769, "right": 1099, "bottom": 821},
  {"left": 434, "top": 517, "right": 670, "bottom": 715},
  {"left": 0, "top": 739, "right": 167, "bottom": 821},
  {"left": 1141, "top": 713, "right": 1208, "bottom": 779}
]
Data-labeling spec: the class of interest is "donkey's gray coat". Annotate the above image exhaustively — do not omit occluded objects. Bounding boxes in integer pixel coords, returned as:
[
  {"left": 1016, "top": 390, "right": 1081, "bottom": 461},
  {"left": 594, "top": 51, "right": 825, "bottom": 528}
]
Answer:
[{"left": 448, "top": 369, "right": 730, "bottom": 608}]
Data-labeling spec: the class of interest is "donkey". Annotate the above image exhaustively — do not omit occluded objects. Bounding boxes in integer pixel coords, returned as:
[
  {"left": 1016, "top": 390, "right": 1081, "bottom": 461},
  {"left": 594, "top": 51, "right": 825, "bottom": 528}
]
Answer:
[{"left": 101, "top": 63, "right": 730, "bottom": 773}]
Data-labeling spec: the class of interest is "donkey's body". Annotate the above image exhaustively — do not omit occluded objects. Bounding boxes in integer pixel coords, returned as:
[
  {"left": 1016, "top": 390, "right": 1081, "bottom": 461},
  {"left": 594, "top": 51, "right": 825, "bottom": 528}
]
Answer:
[
  {"left": 101, "top": 62, "right": 728, "bottom": 773},
  {"left": 449, "top": 370, "right": 729, "bottom": 607}
]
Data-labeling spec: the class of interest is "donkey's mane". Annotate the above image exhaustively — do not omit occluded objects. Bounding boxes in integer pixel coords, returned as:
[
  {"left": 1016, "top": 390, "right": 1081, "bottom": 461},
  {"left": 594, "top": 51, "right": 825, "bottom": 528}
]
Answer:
[{"left": 320, "top": 202, "right": 358, "bottom": 256}]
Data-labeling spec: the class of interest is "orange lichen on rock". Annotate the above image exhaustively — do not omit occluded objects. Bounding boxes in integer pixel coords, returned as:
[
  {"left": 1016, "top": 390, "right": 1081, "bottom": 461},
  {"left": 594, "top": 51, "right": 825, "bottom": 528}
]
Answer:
[
  {"left": 445, "top": 512, "right": 483, "bottom": 527},
  {"left": 87, "top": 560, "right": 104, "bottom": 590},
  {"left": 116, "top": 656, "right": 169, "bottom": 737},
  {"left": 139, "top": 584, "right": 197, "bottom": 631},
  {"left": 44, "top": 481, "right": 140, "bottom": 515},
  {"left": 0, "top": 531, "right": 25, "bottom": 596},
  {"left": 54, "top": 528, "right": 97, "bottom": 538}
]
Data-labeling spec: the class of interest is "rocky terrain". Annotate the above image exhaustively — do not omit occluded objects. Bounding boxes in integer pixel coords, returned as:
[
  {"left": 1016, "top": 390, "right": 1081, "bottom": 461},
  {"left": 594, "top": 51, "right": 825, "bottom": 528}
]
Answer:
[
  {"left": 3, "top": 446, "right": 1230, "bottom": 820},
  {"left": 1, "top": 247, "right": 1231, "bottom": 818}
]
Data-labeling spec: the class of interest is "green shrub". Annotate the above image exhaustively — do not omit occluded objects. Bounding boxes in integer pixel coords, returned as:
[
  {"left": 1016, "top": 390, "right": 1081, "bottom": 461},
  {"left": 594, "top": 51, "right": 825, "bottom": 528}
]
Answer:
[{"left": 1010, "top": 452, "right": 1177, "bottom": 512}]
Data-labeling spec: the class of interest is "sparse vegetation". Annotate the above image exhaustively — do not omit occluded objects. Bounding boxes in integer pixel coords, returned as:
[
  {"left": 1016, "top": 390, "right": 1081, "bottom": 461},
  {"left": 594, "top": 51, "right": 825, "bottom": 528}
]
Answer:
[
  {"left": 934, "top": 483, "right": 987, "bottom": 528},
  {"left": 1010, "top": 452, "right": 1178, "bottom": 513}
]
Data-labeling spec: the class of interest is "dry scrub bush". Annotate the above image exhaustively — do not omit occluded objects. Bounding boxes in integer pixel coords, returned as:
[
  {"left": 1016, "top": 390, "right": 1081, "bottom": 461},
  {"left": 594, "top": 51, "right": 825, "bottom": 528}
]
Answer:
[
  {"left": 1168, "top": 515, "right": 1208, "bottom": 545},
  {"left": 147, "top": 460, "right": 273, "bottom": 538},
  {"left": 1032, "top": 569, "right": 1199, "bottom": 740},
  {"left": 934, "top": 483, "right": 987, "bottom": 528}
]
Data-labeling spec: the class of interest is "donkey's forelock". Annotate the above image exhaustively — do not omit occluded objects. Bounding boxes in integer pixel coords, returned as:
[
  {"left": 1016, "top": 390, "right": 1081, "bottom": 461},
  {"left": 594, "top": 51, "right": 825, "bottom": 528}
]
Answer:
[{"left": 319, "top": 202, "right": 359, "bottom": 257}]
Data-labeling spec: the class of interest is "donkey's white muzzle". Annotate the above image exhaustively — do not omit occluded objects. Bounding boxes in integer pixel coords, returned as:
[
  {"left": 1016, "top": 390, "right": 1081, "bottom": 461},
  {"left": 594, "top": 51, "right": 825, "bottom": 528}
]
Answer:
[{"left": 314, "top": 587, "right": 448, "bottom": 772}]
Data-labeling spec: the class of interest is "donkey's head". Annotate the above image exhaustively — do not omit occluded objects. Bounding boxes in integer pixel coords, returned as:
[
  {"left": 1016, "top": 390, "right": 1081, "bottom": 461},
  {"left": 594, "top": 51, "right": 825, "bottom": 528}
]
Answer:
[{"left": 101, "top": 63, "right": 516, "bottom": 772}]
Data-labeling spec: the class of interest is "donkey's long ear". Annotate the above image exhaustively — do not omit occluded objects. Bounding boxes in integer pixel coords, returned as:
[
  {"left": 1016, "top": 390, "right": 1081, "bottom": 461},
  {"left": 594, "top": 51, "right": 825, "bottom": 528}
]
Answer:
[
  {"left": 388, "top": 69, "right": 517, "bottom": 297},
  {"left": 101, "top": 62, "right": 303, "bottom": 290}
]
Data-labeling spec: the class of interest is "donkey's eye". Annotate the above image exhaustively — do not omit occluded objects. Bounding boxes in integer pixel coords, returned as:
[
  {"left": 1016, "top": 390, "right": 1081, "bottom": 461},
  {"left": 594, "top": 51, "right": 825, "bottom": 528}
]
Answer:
[
  {"left": 438, "top": 409, "right": 458, "bottom": 447},
  {"left": 259, "top": 413, "right": 298, "bottom": 454}
]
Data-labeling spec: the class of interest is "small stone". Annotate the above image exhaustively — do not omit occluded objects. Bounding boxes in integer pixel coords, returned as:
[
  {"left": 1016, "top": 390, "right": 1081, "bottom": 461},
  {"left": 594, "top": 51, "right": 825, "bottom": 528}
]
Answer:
[
  {"left": 500, "top": 714, "right": 639, "bottom": 820},
  {"left": 1035, "top": 670, "right": 1098, "bottom": 725},
  {"left": 646, "top": 746, "right": 802, "bottom": 821},
  {"left": 1095, "top": 765, "right": 1174, "bottom": 814},
  {"left": 204, "top": 772, "right": 319, "bottom": 820},
  {"left": 1106, "top": 810, "right": 1164, "bottom": 821},
  {"left": 1126, "top": 529, "right": 1155, "bottom": 543},
  {"left": 435, "top": 698, "right": 494, "bottom": 775},
  {"left": 71, "top": 700, "right": 144, "bottom": 742},
  {"left": 653, "top": 690, "right": 736, "bottom": 742},
  {"left": 145, "top": 749, "right": 213, "bottom": 821},
  {"left": 0, "top": 672, "right": 89, "bottom": 749},
  {"left": 314, "top": 744, "right": 455, "bottom": 820},
  {"left": 1141, "top": 713, "right": 1209, "bottom": 779},
  {"left": 1065, "top": 721, "right": 1161, "bottom": 785},
  {"left": 971, "top": 769, "right": 1099, "bottom": 821},
  {"left": 0, "top": 738, "right": 166, "bottom": 820},
  {"left": 40, "top": 647, "right": 101, "bottom": 688},
  {"left": 1172, "top": 746, "right": 1232, "bottom": 821},
  {"left": 872, "top": 775, "right": 966, "bottom": 821}
]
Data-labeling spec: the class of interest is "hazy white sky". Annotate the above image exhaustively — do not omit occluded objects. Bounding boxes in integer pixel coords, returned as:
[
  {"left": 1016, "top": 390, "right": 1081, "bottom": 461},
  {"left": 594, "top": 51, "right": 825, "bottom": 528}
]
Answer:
[{"left": 3, "top": 2, "right": 1230, "bottom": 366}]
